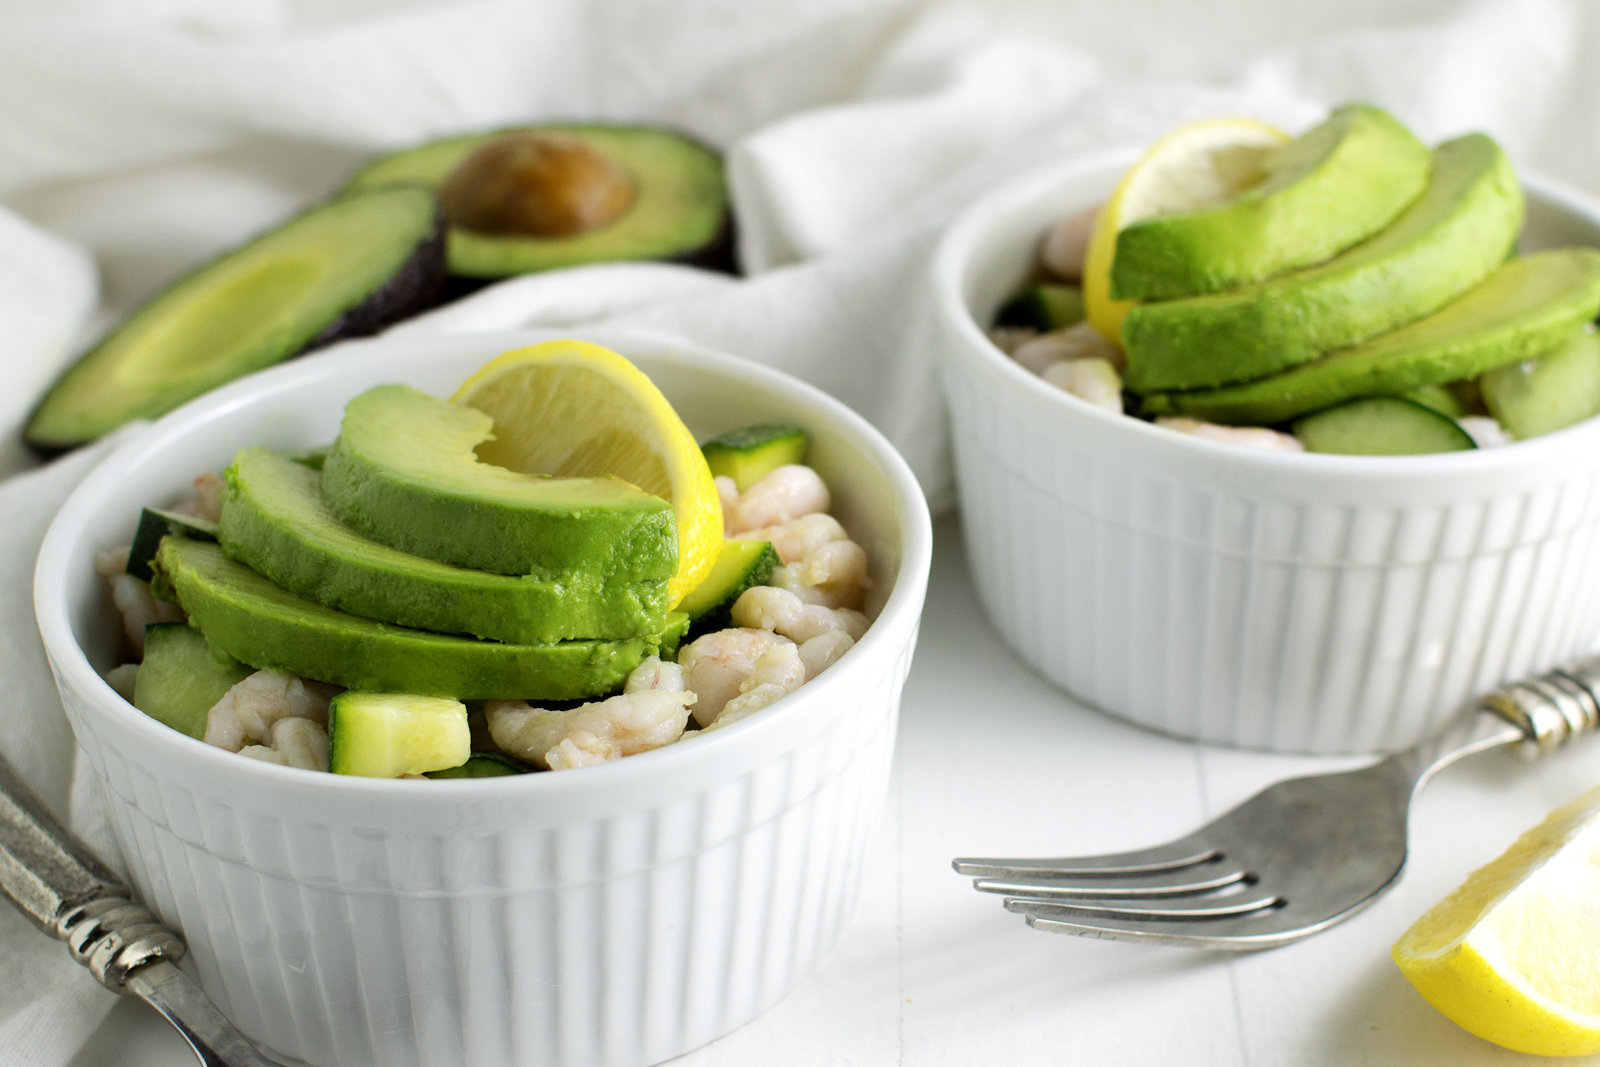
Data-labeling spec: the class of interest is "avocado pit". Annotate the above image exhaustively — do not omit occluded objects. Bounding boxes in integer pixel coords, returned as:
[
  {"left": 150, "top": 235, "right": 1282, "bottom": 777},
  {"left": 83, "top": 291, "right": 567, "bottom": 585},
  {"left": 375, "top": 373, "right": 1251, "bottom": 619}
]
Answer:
[{"left": 439, "top": 131, "right": 637, "bottom": 238}]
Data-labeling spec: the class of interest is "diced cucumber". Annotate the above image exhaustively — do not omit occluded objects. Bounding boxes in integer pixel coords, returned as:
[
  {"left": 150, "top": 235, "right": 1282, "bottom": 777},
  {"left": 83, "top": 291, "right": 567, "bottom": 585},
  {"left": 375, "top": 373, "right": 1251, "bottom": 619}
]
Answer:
[
  {"left": 996, "top": 284, "right": 1086, "bottom": 331},
  {"left": 1292, "top": 396, "right": 1476, "bottom": 455},
  {"left": 126, "top": 508, "right": 217, "bottom": 583},
  {"left": 132, "top": 622, "right": 251, "bottom": 739},
  {"left": 1481, "top": 329, "right": 1600, "bottom": 440},
  {"left": 425, "top": 753, "right": 529, "bottom": 779},
  {"left": 677, "top": 539, "right": 780, "bottom": 638},
  {"left": 328, "top": 691, "right": 470, "bottom": 778},
  {"left": 702, "top": 424, "right": 808, "bottom": 491},
  {"left": 1399, "top": 383, "right": 1469, "bottom": 419}
]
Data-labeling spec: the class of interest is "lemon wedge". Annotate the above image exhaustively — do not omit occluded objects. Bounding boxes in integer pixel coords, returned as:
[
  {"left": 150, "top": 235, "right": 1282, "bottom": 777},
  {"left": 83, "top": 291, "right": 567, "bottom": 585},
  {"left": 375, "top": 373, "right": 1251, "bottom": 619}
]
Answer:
[
  {"left": 1083, "top": 117, "right": 1288, "bottom": 343},
  {"left": 453, "top": 339, "right": 723, "bottom": 605},
  {"left": 1392, "top": 783, "right": 1600, "bottom": 1056}
]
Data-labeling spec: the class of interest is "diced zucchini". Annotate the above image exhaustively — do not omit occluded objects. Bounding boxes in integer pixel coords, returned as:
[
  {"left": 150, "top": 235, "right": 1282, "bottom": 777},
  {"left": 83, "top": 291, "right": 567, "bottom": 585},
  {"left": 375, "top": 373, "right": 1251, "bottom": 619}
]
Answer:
[
  {"left": 425, "top": 753, "right": 529, "bottom": 779},
  {"left": 1481, "top": 328, "right": 1600, "bottom": 439},
  {"left": 126, "top": 508, "right": 217, "bottom": 583},
  {"left": 132, "top": 622, "right": 251, "bottom": 739},
  {"left": 996, "top": 284, "right": 1086, "bottom": 331},
  {"left": 702, "top": 424, "right": 808, "bottom": 491},
  {"left": 677, "top": 539, "right": 781, "bottom": 637},
  {"left": 1292, "top": 396, "right": 1476, "bottom": 455},
  {"left": 1399, "top": 383, "right": 1469, "bottom": 419},
  {"left": 328, "top": 691, "right": 470, "bottom": 778}
]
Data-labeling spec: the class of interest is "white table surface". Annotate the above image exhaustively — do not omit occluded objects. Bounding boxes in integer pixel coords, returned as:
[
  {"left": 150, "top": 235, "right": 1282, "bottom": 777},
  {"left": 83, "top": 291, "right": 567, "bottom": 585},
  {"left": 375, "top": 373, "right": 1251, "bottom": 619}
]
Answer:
[{"left": 67, "top": 513, "right": 1600, "bottom": 1067}]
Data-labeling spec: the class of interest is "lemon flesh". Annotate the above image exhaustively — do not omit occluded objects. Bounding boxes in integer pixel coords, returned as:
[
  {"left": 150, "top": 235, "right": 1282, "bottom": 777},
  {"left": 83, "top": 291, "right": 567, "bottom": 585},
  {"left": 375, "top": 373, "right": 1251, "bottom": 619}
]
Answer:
[
  {"left": 453, "top": 339, "right": 723, "bottom": 605},
  {"left": 1083, "top": 117, "right": 1288, "bottom": 343},
  {"left": 1393, "top": 783, "right": 1600, "bottom": 1057}
]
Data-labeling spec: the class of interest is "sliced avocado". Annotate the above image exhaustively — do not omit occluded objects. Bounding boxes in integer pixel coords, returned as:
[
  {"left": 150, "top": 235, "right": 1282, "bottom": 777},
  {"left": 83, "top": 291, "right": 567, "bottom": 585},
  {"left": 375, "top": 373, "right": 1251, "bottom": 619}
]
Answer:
[
  {"left": 132, "top": 622, "right": 252, "bottom": 740},
  {"left": 995, "top": 284, "right": 1086, "bottom": 332},
  {"left": 1114, "top": 104, "right": 1432, "bottom": 300},
  {"left": 25, "top": 187, "right": 446, "bottom": 451},
  {"left": 426, "top": 752, "right": 529, "bottom": 779},
  {"left": 320, "top": 384, "right": 676, "bottom": 580},
  {"left": 219, "top": 447, "right": 669, "bottom": 643},
  {"left": 154, "top": 538, "right": 688, "bottom": 700},
  {"left": 1292, "top": 396, "right": 1476, "bottom": 455},
  {"left": 678, "top": 539, "right": 781, "bottom": 638},
  {"left": 1481, "top": 327, "right": 1600, "bottom": 439},
  {"left": 126, "top": 507, "right": 217, "bottom": 583},
  {"left": 1123, "top": 134, "right": 1524, "bottom": 392},
  {"left": 1398, "top": 383, "right": 1470, "bottom": 419},
  {"left": 1140, "top": 249, "right": 1600, "bottom": 424},
  {"left": 701, "top": 424, "right": 809, "bottom": 491},
  {"left": 327, "top": 692, "right": 470, "bottom": 778},
  {"left": 341, "top": 124, "right": 731, "bottom": 279}
]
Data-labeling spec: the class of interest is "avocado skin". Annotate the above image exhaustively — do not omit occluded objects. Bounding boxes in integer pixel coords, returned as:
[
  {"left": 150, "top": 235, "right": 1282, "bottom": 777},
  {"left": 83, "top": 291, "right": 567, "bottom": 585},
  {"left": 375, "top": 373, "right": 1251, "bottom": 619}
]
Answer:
[
  {"left": 1140, "top": 249, "right": 1600, "bottom": 425},
  {"left": 24, "top": 187, "right": 448, "bottom": 453},
  {"left": 1123, "top": 134, "right": 1524, "bottom": 393},
  {"left": 321, "top": 385, "right": 677, "bottom": 581},
  {"left": 342, "top": 123, "right": 734, "bottom": 279},
  {"left": 154, "top": 538, "right": 688, "bottom": 701},
  {"left": 219, "top": 448, "right": 670, "bottom": 644},
  {"left": 1113, "top": 104, "right": 1433, "bottom": 301}
]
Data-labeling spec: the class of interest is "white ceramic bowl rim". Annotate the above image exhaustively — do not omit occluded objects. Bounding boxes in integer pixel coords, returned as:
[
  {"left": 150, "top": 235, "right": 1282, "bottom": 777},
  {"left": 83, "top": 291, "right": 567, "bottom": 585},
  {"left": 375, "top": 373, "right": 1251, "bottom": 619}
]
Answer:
[
  {"left": 930, "top": 148, "right": 1600, "bottom": 479},
  {"left": 35, "top": 326, "right": 934, "bottom": 803}
]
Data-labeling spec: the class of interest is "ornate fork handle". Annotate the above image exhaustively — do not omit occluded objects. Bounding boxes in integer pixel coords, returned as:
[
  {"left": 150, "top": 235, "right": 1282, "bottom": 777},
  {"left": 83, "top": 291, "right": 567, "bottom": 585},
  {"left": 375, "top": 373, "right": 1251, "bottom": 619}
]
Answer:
[{"left": 1483, "top": 653, "right": 1600, "bottom": 754}]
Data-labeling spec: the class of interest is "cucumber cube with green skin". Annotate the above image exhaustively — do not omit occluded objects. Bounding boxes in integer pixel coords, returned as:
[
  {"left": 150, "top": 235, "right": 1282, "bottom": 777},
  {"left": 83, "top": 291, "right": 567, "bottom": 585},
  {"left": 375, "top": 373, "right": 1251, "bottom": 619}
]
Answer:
[
  {"left": 1292, "top": 396, "right": 1476, "bottom": 455},
  {"left": 132, "top": 622, "right": 251, "bottom": 740},
  {"left": 1481, "top": 328, "right": 1600, "bottom": 439},
  {"left": 328, "top": 692, "right": 470, "bottom": 778},
  {"left": 995, "top": 284, "right": 1086, "bottom": 332},
  {"left": 1399, "top": 383, "right": 1470, "bottom": 419},
  {"left": 426, "top": 753, "right": 528, "bottom": 779},
  {"left": 677, "top": 539, "right": 781, "bottom": 638},
  {"left": 701, "top": 424, "right": 808, "bottom": 492},
  {"left": 125, "top": 508, "right": 217, "bottom": 583}
]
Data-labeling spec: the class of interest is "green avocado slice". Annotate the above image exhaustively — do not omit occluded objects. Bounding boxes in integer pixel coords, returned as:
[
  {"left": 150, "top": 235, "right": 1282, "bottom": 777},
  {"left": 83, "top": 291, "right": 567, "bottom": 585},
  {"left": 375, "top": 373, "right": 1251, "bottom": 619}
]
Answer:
[
  {"left": 25, "top": 186, "right": 445, "bottom": 450},
  {"left": 219, "top": 447, "right": 669, "bottom": 643},
  {"left": 341, "top": 124, "right": 731, "bottom": 279},
  {"left": 320, "top": 384, "right": 677, "bottom": 581},
  {"left": 1113, "top": 104, "right": 1433, "bottom": 301},
  {"left": 1140, "top": 249, "right": 1600, "bottom": 425},
  {"left": 154, "top": 538, "right": 688, "bottom": 701},
  {"left": 1123, "top": 134, "right": 1524, "bottom": 392}
]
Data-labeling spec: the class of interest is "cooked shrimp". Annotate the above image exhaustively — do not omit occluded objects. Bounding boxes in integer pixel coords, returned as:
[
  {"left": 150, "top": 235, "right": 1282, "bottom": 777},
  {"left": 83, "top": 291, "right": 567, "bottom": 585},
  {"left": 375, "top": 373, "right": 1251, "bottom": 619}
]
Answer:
[
  {"left": 773, "top": 538, "right": 870, "bottom": 610},
  {"left": 799, "top": 630, "right": 854, "bottom": 679},
  {"left": 169, "top": 471, "right": 226, "bottom": 524},
  {"left": 714, "top": 475, "right": 740, "bottom": 514},
  {"left": 1015, "top": 322, "right": 1125, "bottom": 375},
  {"left": 677, "top": 626, "right": 796, "bottom": 726},
  {"left": 94, "top": 547, "right": 184, "bottom": 657},
  {"left": 987, "top": 325, "right": 1039, "bottom": 356},
  {"left": 741, "top": 512, "right": 848, "bottom": 565},
  {"left": 1041, "top": 357, "right": 1124, "bottom": 415},
  {"left": 1459, "top": 415, "right": 1511, "bottom": 448},
  {"left": 1154, "top": 417, "right": 1304, "bottom": 452},
  {"left": 1039, "top": 204, "right": 1098, "bottom": 281},
  {"left": 203, "top": 669, "right": 333, "bottom": 752},
  {"left": 484, "top": 690, "right": 695, "bottom": 770},
  {"left": 724, "top": 465, "right": 829, "bottom": 534},
  {"left": 624, "top": 655, "right": 686, "bottom": 693},
  {"left": 703, "top": 643, "right": 808, "bottom": 731},
  {"left": 103, "top": 663, "right": 139, "bottom": 702},
  {"left": 237, "top": 717, "right": 330, "bottom": 771},
  {"left": 730, "top": 586, "right": 868, "bottom": 644}
]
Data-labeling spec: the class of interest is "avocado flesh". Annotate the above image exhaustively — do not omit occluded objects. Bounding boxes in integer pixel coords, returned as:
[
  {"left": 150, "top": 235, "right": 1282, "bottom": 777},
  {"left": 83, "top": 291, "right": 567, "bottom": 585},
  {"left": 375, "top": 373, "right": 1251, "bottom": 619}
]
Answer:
[
  {"left": 25, "top": 187, "right": 445, "bottom": 450},
  {"left": 219, "top": 447, "right": 670, "bottom": 643},
  {"left": 1113, "top": 104, "right": 1433, "bottom": 300},
  {"left": 342, "top": 124, "right": 730, "bottom": 279},
  {"left": 1123, "top": 134, "right": 1524, "bottom": 392},
  {"left": 1140, "top": 249, "right": 1600, "bottom": 425},
  {"left": 154, "top": 538, "right": 688, "bottom": 701},
  {"left": 320, "top": 385, "right": 677, "bottom": 581}
]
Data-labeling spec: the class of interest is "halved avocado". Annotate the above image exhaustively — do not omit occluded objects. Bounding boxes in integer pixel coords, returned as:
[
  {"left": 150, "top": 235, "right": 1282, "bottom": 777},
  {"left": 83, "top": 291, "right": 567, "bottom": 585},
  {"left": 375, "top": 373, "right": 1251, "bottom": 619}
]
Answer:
[
  {"left": 341, "top": 124, "right": 732, "bottom": 279},
  {"left": 25, "top": 186, "right": 446, "bottom": 451}
]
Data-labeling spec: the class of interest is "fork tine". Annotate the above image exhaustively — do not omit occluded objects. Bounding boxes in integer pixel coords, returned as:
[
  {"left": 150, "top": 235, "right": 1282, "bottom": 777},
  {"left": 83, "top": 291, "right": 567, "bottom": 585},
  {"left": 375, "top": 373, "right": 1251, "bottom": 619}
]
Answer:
[
  {"left": 1004, "top": 891, "right": 1283, "bottom": 925},
  {"left": 1015, "top": 905, "right": 1334, "bottom": 951},
  {"left": 973, "top": 863, "right": 1251, "bottom": 899},
  {"left": 952, "top": 840, "right": 1216, "bottom": 879}
]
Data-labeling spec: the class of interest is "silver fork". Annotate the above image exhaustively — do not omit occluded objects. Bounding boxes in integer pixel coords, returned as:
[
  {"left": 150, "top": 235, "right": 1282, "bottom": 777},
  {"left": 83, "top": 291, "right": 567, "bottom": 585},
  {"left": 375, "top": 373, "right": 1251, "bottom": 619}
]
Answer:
[{"left": 953, "top": 654, "right": 1600, "bottom": 950}]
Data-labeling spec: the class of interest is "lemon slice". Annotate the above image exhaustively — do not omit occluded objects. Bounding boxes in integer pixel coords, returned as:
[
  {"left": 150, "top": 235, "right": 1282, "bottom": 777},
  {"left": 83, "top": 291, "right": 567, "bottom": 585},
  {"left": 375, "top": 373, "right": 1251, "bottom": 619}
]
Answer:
[
  {"left": 1392, "top": 784, "right": 1600, "bottom": 1056},
  {"left": 453, "top": 339, "right": 722, "bottom": 605},
  {"left": 1083, "top": 117, "right": 1288, "bottom": 343}
]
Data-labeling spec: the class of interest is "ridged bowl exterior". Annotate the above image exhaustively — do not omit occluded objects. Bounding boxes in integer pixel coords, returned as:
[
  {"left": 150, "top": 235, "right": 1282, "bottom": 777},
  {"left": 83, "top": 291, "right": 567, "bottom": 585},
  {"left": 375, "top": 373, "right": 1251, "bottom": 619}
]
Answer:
[
  {"left": 37, "top": 329, "right": 932, "bottom": 1067},
  {"left": 932, "top": 153, "right": 1600, "bottom": 754}
]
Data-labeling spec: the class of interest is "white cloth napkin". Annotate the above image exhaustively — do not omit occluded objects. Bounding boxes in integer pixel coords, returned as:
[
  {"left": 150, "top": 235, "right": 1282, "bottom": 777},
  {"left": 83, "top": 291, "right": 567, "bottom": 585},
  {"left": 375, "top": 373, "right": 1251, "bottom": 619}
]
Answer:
[{"left": 7, "top": 0, "right": 1600, "bottom": 1062}]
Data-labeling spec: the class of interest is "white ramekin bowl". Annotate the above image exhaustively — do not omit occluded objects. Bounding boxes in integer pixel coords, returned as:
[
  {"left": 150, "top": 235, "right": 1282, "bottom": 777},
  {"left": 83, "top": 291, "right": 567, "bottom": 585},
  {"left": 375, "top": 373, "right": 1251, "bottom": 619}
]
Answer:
[
  {"left": 35, "top": 328, "right": 932, "bottom": 1067},
  {"left": 932, "top": 151, "right": 1600, "bottom": 755}
]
